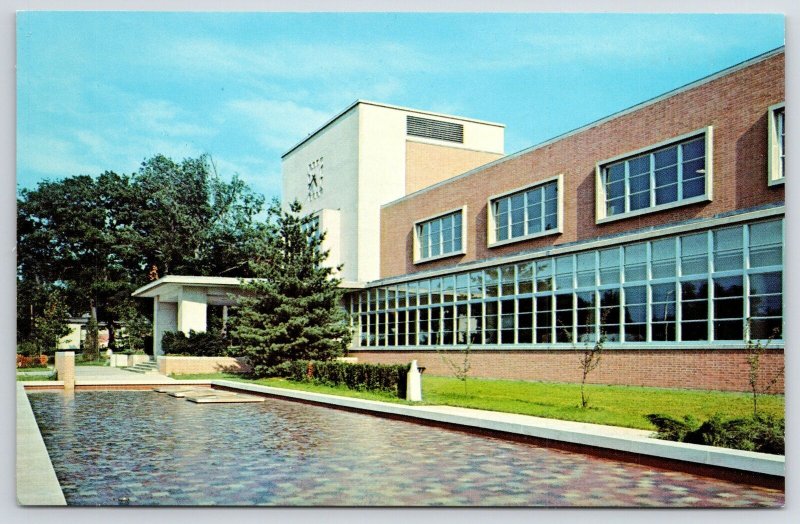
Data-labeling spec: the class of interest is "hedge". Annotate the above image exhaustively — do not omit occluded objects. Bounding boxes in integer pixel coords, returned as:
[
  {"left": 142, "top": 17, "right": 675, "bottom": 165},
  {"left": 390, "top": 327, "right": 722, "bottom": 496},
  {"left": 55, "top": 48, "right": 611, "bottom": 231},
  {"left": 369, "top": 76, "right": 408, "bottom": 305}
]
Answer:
[
  {"left": 646, "top": 413, "right": 784, "bottom": 454},
  {"left": 277, "top": 360, "right": 409, "bottom": 398},
  {"left": 162, "top": 330, "right": 229, "bottom": 357}
]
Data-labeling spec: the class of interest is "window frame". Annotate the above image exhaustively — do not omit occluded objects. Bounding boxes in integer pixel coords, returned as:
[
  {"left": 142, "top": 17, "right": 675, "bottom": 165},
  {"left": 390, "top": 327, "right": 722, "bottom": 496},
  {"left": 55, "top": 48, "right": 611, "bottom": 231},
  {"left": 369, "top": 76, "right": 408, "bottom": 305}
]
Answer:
[
  {"left": 486, "top": 174, "right": 564, "bottom": 248},
  {"left": 595, "top": 126, "right": 714, "bottom": 224},
  {"left": 412, "top": 206, "right": 468, "bottom": 264},
  {"left": 768, "top": 102, "right": 785, "bottom": 186}
]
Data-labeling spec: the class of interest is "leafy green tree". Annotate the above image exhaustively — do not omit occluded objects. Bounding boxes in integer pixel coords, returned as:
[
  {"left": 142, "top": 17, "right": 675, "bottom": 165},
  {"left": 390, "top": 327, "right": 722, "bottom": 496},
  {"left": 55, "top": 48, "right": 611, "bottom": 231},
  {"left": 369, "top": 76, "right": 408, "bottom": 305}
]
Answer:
[
  {"left": 230, "top": 199, "right": 351, "bottom": 377},
  {"left": 84, "top": 317, "right": 100, "bottom": 360},
  {"left": 18, "top": 173, "right": 129, "bottom": 350},
  {"left": 117, "top": 304, "right": 153, "bottom": 353},
  {"left": 131, "top": 154, "right": 267, "bottom": 277},
  {"left": 31, "top": 290, "right": 71, "bottom": 356},
  {"left": 17, "top": 154, "right": 268, "bottom": 353}
]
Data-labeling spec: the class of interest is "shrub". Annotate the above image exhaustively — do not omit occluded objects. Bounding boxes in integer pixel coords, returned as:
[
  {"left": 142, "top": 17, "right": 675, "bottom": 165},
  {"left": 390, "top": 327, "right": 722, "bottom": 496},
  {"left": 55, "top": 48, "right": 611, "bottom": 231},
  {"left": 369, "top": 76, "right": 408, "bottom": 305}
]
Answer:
[
  {"left": 17, "top": 354, "right": 48, "bottom": 369},
  {"left": 278, "top": 360, "right": 410, "bottom": 398},
  {"left": 162, "top": 330, "right": 228, "bottom": 357},
  {"left": 647, "top": 412, "right": 784, "bottom": 454},
  {"left": 17, "top": 340, "right": 39, "bottom": 357},
  {"left": 645, "top": 414, "right": 698, "bottom": 442}
]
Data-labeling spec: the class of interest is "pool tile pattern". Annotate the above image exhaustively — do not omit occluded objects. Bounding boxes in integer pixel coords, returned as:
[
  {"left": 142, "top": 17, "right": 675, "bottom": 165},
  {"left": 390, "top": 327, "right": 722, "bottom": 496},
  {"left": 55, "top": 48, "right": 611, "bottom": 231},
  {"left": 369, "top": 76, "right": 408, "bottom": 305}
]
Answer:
[{"left": 27, "top": 391, "right": 784, "bottom": 507}]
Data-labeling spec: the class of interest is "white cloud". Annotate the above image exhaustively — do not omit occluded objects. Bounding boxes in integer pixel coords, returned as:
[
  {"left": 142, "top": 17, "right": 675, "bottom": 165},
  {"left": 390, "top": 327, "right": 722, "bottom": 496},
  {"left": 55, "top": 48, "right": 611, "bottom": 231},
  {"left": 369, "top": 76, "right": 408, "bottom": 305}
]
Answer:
[
  {"left": 19, "top": 134, "right": 105, "bottom": 180},
  {"left": 225, "top": 99, "right": 331, "bottom": 151},
  {"left": 497, "top": 22, "right": 734, "bottom": 70},
  {"left": 134, "top": 99, "right": 216, "bottom": 138},
  {"left": 168, "top": 38, "right": 434, "bottom": 81}
]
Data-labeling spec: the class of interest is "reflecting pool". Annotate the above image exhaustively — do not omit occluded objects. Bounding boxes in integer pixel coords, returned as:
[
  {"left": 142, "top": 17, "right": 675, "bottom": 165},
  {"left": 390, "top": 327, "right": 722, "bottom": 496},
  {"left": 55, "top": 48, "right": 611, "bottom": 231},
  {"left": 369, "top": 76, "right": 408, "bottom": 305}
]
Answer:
[{"left": 27, "top": 391, "right": 783, "bottom": 507}]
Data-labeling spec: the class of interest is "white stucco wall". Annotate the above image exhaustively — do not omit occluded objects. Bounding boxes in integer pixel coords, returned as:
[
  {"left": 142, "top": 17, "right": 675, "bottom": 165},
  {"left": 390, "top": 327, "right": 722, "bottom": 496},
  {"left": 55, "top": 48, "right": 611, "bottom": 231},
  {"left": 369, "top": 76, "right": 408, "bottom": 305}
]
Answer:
[
  {"left": 282, "top": 107, "right": 360, "bottom": 281},
  {"left": 281, "top": 101, "right": 505, "bottom": 284},
  {"left": 357, "top": 104, "right": 409, "bottom": 282},
  {"left": 177, "top": 286, "right": 208, "bottom": 333},
  {"left": 153, "top": 298, "right": 177, "bottom": 356},
  {"left": 57, "top": 323, "right": 82, "bottom": 350},
  {"left": 318, "top": 208, "right": 342, "bottom": 273}
]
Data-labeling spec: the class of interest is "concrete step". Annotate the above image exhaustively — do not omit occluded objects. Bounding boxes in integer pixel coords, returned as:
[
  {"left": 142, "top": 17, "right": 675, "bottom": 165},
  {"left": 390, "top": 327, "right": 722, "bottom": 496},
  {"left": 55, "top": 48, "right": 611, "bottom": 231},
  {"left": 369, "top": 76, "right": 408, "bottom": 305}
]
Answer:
[{"left": 123, "top": 361, "right": 159, "bottom": 374}]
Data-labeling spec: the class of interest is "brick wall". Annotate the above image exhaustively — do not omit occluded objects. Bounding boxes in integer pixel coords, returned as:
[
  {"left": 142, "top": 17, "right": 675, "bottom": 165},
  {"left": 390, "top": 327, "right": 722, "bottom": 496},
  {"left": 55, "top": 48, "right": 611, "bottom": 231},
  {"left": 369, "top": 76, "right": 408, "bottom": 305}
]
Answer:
[
  {"left": 405, "top": 141, "right": 503, "bottom": 194},
  {"left": 351, "top": 349, "right": 784, "bottom": 393},
  {"left": 381, "top": 52, "right": 785, "bottom": 278},
  {"left": 157, "top": 356, "right": 251, "bottom": 375}
]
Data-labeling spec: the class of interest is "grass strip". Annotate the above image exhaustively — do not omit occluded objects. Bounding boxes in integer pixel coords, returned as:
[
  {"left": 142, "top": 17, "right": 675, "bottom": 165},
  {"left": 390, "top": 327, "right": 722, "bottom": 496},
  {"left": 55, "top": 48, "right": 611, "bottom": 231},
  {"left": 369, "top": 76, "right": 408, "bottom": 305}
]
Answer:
[{"left": 171, "top": 373, "right": 784, "bottom": 430}]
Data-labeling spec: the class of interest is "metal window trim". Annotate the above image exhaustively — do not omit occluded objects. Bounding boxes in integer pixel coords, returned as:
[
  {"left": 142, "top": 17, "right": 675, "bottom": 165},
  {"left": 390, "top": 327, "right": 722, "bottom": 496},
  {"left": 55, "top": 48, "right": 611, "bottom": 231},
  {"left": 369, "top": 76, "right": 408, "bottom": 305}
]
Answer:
[
  {"left": 596, "top": 126, "right": 714, "bottom": 223},
  {"left": 768, "top": 102, "right": 786, "bottom": 186}
]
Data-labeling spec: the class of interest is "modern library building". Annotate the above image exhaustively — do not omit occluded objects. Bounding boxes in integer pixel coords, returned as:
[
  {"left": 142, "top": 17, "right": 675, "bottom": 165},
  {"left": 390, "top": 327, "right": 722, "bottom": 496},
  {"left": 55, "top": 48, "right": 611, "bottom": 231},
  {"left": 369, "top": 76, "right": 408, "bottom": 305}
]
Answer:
[{"left": 281, "top": 47, "right": 785, "bottom": 392}]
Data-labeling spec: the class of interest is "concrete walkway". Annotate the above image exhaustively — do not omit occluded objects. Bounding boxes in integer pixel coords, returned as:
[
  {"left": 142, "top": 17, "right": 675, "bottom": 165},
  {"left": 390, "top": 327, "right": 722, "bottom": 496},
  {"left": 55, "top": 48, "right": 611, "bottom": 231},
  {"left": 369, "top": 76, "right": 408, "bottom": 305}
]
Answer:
[{"left": 73, "top": 365, "right": 178, "bottom": 385}]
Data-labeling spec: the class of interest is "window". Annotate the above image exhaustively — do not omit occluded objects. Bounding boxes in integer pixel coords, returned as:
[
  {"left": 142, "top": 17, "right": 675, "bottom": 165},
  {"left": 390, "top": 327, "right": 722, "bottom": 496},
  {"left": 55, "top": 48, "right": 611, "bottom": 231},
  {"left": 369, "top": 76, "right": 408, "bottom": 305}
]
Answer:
[
  {"left": 768, "top": 103, "right": 785, "bottom": 185},
  {"left": 488, "top": 175, "right": 563, "bottom": 246},
  {"left": 414, "top": 208, "right": 465, "bottom": 263},
  {"left": 358, "top": 218, "right": 782, "bottom": 348},
  {"left": 596, "top": 128, "right": 713, "bottom": 222}
]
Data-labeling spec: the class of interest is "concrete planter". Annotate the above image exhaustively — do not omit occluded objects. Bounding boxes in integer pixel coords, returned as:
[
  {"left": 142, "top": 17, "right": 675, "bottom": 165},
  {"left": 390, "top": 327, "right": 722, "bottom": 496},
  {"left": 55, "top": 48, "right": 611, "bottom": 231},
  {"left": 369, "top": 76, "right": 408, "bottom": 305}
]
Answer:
[
  {"left": 157, "top": 355, "right": 251, "bottom": 375},
  {"left": 109, "top": 354, "right": 150, "bottom": 367},
  {"left": 109, "top": 354, "right": 128, "bottom": 367}
]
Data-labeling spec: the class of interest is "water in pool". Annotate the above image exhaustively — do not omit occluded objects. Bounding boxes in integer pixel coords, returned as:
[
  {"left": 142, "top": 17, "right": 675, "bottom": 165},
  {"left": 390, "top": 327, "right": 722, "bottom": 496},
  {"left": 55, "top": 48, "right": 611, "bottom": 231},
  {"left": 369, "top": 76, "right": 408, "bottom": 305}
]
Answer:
[{"left": 27, "top": 390, "right": 783, "bottom": 507}]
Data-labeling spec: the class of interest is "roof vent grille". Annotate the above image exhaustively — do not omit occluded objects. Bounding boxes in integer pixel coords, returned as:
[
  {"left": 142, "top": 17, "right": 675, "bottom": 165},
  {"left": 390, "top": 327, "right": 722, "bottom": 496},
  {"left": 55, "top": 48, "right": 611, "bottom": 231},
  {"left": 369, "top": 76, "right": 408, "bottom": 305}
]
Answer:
[{"left": 407, "top": 115, "right": 464, "bottom": 143}]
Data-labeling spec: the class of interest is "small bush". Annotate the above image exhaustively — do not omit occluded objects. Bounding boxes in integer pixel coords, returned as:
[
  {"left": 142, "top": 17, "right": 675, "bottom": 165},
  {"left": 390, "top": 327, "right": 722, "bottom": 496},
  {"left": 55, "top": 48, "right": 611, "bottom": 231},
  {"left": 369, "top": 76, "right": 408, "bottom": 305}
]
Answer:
[
  {"left": 17, "top": 354, "right": 48, "bottom": 369},
  {"left": 278, "top": 360, "right": 410, "bottom": 398},
  {"left": 647, "top": 412, "right": 784, "bottom": 454},
  {"left": 17, "top": 341, "right": 39, "bottom": 357},
  {"left": 162, "top": 330, "right": 228, "bottom": 357},
  {"left": 645, "top": 414, "right": 698, "bottom": 442}
]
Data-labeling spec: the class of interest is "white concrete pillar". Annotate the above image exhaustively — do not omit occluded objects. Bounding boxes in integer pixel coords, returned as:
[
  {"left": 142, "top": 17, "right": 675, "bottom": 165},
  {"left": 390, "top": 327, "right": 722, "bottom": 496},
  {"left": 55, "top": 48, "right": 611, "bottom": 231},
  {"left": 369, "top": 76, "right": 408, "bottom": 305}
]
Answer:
[
  {"left": 177, "top": 286, "right": 208, "bottom": 334},
  {"left": 153, "top": 295, "right": 177, "bottom": 357},
  {"left": 54, "top": 351, "right": 75, "bottom": 390},
  {"left": 406, "top": 360, "right": 422, "bottom": 402}
]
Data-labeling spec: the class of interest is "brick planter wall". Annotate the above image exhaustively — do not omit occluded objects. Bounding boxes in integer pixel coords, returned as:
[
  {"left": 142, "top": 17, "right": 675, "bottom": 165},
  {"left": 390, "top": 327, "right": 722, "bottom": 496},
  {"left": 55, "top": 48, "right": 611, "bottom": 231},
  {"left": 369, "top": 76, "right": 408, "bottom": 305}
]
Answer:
[
  {"left": 157, "top": 356, "right": 251, "bottom": 375},
  {"left": 351, "top": 349, "right": 784, "bottom": 393}
]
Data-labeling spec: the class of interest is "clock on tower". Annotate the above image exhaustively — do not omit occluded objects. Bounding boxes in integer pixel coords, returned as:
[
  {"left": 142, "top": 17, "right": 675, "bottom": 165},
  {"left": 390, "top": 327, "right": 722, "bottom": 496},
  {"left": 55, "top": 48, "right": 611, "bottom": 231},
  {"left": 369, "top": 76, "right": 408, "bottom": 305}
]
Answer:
[{"left": 307, "top": 157, "right": 324, "bottom": 200}]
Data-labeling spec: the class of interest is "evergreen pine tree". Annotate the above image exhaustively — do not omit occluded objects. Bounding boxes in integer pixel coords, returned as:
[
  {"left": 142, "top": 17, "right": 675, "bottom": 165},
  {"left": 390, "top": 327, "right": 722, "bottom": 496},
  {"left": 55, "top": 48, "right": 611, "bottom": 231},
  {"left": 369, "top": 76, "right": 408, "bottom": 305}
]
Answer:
[{"left": 230, "top": 199, "right": 351, "bottom": 376}]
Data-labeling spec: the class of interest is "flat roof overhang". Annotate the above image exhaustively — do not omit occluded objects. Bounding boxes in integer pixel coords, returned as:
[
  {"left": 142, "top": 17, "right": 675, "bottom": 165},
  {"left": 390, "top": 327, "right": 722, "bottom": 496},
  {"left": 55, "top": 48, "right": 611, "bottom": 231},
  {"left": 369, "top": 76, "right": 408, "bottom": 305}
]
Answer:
[
  {"left": 132, "top": 275, "right": 366, "bottom": 304},
  {"left": 131, "top": 276, "right": 249, "bottom": 305}
]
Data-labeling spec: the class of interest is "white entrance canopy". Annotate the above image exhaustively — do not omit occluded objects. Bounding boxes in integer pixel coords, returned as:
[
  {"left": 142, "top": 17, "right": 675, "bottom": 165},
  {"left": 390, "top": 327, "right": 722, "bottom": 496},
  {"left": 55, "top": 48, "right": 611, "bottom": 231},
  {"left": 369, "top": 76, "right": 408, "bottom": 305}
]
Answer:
[
  {"left": 133, "top": 275, "right": 366, "bottom": 356},
  {"left": 132, "top": 275, "right": 251, "bottom": 356}
]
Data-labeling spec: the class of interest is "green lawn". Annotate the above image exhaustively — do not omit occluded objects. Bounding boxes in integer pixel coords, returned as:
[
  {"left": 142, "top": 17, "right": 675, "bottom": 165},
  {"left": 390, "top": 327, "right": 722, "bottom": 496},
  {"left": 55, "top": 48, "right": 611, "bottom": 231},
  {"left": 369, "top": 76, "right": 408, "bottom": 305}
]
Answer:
[
  {"left": 172, "top": 373, "right": 784, "bottom": 430},
  {"left": 173, "top": 373, "right": 414, "bottom": 404},
  {"left": 16, "top": 373, "right": 56, "bottom": 381},
  {"left": 75, "top": 359, "right": 109, "bottom": 367}
]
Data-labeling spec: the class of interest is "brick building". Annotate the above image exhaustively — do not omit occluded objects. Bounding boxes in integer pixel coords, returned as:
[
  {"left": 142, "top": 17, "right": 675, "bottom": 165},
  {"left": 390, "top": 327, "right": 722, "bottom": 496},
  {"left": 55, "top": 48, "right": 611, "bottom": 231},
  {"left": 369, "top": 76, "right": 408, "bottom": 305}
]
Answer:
[{"left": 287, "top": 48, "right": 784, "bottom": 393}]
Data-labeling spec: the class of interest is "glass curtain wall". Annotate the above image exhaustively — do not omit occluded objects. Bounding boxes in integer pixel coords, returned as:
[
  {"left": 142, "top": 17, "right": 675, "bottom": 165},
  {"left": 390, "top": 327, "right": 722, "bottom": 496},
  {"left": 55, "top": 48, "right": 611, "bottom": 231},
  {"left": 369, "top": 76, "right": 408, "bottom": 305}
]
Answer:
[{"left": 352, "top": 219, "right": 783, "bottom": 348}]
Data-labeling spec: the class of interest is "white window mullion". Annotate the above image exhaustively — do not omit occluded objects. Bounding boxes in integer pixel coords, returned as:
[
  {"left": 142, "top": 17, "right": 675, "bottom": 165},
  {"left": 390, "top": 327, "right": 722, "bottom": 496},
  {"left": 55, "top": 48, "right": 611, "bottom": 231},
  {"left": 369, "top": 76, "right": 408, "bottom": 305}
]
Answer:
[
  {"left": 624, "top": 160, "right": 631, "bottom": 213},
  {"left": 649, "top": 152, "right": 656, "bottom": 208},
  {"left": 707, "top": 230, "right": 714, "bottom": 341},
  {"left": 677, "top": 141, "right": 684, "bottom": 201}
]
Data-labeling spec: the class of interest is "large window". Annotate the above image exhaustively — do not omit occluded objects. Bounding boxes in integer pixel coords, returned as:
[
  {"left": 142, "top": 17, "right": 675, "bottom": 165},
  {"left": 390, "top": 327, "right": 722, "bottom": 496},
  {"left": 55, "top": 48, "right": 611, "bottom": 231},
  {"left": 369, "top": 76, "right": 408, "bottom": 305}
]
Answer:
[
  {"left": 348, "top": 218, "right": 783, "bottom": 349},
  {"left": 488, "top": 175, "right": 562, "bottom": 246},
  {"left": 414, "top": 208, "right": 465, "bottom": 263},
  {"left": 768, "top": 103, "right": 785, "bottom": 186},
  {"left": 596, "top": 128, "right": 712, "bottom": 222}
]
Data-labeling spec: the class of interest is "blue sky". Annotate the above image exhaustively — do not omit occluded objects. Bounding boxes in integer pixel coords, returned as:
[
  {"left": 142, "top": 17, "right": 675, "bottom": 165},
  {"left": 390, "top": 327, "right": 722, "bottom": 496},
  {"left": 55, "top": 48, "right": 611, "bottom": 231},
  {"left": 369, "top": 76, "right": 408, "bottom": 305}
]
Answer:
[{"left": 16, "top": 12, "right": 785, "bottom": 201}]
